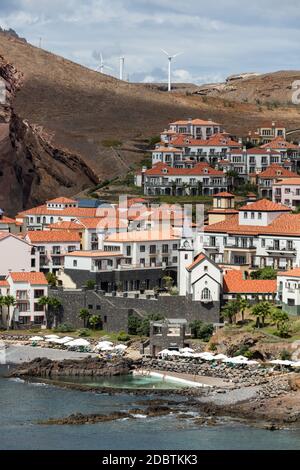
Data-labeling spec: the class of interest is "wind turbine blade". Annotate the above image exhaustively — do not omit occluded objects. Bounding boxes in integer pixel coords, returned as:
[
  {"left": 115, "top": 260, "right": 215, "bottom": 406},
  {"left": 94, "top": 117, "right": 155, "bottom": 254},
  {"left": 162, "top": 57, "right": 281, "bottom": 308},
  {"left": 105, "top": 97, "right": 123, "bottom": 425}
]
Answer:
[
  {"left": 172, "top": 52, "right": 183, "bottom": 58},
  {"left": 104, "top": 65, "right": 114, "bottom": 71},
  {"left": 100, "top": 52, "right": 103, "bottom": 63},
  {"left": 161, "top": 49, "right": 170, "bottom": 56}
]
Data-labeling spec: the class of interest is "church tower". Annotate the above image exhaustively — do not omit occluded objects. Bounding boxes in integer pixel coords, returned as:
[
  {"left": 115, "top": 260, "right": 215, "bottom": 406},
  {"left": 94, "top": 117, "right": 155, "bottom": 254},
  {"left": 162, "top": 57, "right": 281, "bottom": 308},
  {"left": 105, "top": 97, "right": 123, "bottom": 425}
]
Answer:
[{"left": 178, "top": 237, "right": 194, "bottom": 296}]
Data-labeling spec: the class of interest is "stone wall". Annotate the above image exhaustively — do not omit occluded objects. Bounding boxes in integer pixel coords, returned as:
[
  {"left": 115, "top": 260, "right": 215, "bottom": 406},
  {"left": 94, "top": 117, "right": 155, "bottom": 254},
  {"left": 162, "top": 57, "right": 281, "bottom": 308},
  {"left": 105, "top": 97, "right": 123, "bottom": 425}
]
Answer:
[{"left": 51, "top": 288, "right": 220, "bottom": 333}]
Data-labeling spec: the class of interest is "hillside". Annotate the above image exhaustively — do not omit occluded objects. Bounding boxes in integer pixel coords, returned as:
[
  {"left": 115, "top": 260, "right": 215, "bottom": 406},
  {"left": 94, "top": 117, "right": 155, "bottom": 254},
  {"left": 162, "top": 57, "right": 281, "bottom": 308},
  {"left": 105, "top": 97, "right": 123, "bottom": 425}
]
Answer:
[
  {"left": 195, "top": 71, "right": 300, "bottom": 106},
  {"left": 1, "top": 32, "right": 300, "bottom": 214}
]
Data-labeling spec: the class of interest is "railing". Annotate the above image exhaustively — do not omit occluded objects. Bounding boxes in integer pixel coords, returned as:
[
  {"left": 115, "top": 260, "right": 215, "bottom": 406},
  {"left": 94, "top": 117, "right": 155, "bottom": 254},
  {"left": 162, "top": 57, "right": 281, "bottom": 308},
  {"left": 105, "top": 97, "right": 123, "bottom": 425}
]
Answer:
[{"left": 225, "top": 244, "right": 256, "bottom": 250}]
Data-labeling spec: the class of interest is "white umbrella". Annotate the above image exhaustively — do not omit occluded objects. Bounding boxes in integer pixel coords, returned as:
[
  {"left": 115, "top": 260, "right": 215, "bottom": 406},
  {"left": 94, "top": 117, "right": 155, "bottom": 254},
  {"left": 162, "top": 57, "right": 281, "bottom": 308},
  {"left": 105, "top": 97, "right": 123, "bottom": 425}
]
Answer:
[
  {"left": 197, "top": 352, "right": 216, "bottom": 361},
  {"left": 48, "top": 336, "right": 74, "bottom": 345},
  {"left": 114, "top": 344, "right": 127, "bottom": 351},
  {"left": 30, "top": 336, "right": 44, "bottom": 341},
  {"left": 291, "top": 361, "right": 300, "bottom": 368},
  {"left": 180, "top": 351, "right": 195, "bottom": 357},
  {"left": 179, "top": 347, "right": 194, "bottom": 354},
  {"left": 214, "top": 354, "right": 228, "bottom": 360},
  {"left": 66, "top": 339, "right": 90, "bottom": 347},
  {"left": 44, "top": 334, "right": 60, "bottom": 339},
  {"left": 269, "top": 360, "right": 293, "bottom": 366}
]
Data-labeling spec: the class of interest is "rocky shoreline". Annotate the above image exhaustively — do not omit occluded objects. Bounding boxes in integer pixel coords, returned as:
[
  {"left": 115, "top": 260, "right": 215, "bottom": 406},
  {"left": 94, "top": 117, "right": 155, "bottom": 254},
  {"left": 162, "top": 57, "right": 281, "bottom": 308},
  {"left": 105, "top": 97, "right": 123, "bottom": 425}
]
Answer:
[{"left": 6, "top": 356, "right": 300, "bottom": 429}]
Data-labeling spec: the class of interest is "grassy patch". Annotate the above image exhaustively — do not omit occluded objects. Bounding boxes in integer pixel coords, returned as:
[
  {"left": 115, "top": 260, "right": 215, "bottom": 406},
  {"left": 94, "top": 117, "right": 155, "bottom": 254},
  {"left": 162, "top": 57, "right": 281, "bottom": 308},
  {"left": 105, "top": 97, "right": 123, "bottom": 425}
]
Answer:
[{"left": 102, "top": 139, "right": 122, "bottom": 148}]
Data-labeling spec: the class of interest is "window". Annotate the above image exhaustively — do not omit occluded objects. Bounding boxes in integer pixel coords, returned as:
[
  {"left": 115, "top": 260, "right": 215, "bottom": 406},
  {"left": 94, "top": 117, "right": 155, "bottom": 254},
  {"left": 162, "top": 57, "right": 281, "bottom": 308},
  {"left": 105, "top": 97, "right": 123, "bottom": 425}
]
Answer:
[
  {"left": 31, "top": 259, "right": 36, "bottom": 268},
  {"left": 172, "top": 256, "right": 178, "bottom": 263},
  {"left": 162, "top": 244, "right": 169, "bottom": 253},
  {"left": 34, "top": 303, "right": 44, "bottom": 312},
  {"left": 96, "top": 305, "right": 101, "bottom": 310},
  {"left": 185, "top": 254, "right": 189, "bottom": 260},
  {"left": 201, "top": 288, "right": 211, "bottom": 301},
  {"left": 244, "top": 212, "right": 248, "bottom": 219},
  {"left": 68, "top": 246, "right": 76, "bottom": 252},
  {"left": 140, "top": 258, "right": 145, "bottom": 265},
  {"left": 140, "top": 245, "right": 146, "bottom": 252},
  {"left": 104, "top": 315, "right": 107, "bottom": 323},
  {"left": 150, "top": 245, "right": 156, "bottom": 254},
  {"left": 251, "top": 213, "right": 255, "bottom": 219},
  {"left": 258, "top": 212, "right": 262, "bottom": 220},
  {"left": 34, "top": 316, "right": 44, "bottom": 325},
  {"left": 73, "top": 260, "right": 77, "bottom": 267},
  {"left": 172, "top": 244, "right": 178, "bottom": 250},
  {"left": 261, "top": 239, "right": 265, "bottom": 247},
  {"left": 88, "top": 305, "right": 93, "bottom": 309},
  {"left": 19, "top": 316, "right": 30, "bottom": 325},
  {"left": 204, "top": 266, "right": 208, "bottom": 272},
  {"left": 126, "top": 246, "right": 131, "bottom": 256},
  {"left": 34, "top": 289, "right": 44, "bottom": 298},
  {"left": 162, "top": 257, "right": 169, "bottom": 264}
]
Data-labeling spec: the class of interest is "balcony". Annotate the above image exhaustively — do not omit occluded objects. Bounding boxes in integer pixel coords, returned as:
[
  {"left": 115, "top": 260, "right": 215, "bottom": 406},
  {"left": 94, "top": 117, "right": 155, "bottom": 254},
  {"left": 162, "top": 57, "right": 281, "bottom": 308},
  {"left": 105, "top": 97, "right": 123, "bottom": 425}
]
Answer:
[
  {"left": 266, "top": 246, "right": 296, "bottom": 254},
  {"left": 225, "top": 244, "right": 256, "bottom": 251}
]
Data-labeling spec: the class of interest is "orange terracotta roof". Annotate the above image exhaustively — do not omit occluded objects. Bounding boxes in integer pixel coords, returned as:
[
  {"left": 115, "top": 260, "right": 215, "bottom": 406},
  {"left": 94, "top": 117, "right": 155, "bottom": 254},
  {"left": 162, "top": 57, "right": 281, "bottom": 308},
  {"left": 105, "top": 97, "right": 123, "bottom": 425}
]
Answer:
[
  {"left": 9, "top": 272, "right": 48, "bottom": 285},
  {"left": 239, "top": 199, "right": 290, "bottom": 212},
  {"left": 170, "top": 119, "right": 221, "bottom": 126},
  {"left": 153, "top": 146, "right": 183, "bottom": 153},
  {"left": 258, "top": 164, "right": 298, "bottom": 179},
  {"left": 230, "top": 147, "right": 279, "bottom": 155},
  {"left": 260, "top": 137, "right": 299, "bottom": 150},
  {"left": 0, "top": 216, "right": 20, "bottom": 225},
  {"left": 0, "top": 280, "right": 9, "bottom": 287},
  {"left": 170, "top": 133, "right": 240, "bottom": 148},
  {"left": 186, "top": 253, "right": 206, "bottom": 271},
  {"left": 145, "top": 162, "right": 224, "bottom": 176},
  {"left": 47, "top": 197, "right": 77, "bottom": 204},
  {"left": 279, "top": 268, "right": 300, "bottom": 278},
  {"left": 17, "top": 205, "right": 98, "bottom": 218},
  {"left": 65, "top": 250, "right": 123, "bottom": 258},
  {"left": 79, "top": 217, "right": 128, "bottom": 230},
  {"left": 0, "top": 231, "right": 32, "bottom": 245},
  {"left": 224, "top": 270, "right": 276, "bottom": 294},
  {"left": 207, "top": 209, "right": 239, "bottom": 215},
  {"left": 47, "top": 221, "right": 83, "bottom": 230},
  {"left": 105, "top": 229, "right": 180, "bottom": 243},
  {"left": 127, "top": 198, "right": 148, "bottom": 206},
  {"left": 205, "top": 212, "right": 300, "bottom": 237},
  {"left": 214, "top": 192, "right": 234, "bottom": 198},
  {"left": 25, "top": 230, "right": 81, "bottom": 243},
  {"left": 273, "top": 178, "right": 300, "bottom": 186}
]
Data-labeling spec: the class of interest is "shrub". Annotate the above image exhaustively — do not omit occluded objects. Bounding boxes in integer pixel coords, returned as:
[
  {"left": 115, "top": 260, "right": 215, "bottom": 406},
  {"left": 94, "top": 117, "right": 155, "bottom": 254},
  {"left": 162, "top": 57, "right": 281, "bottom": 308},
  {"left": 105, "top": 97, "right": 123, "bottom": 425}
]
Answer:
[
  {"left": 54, "top": 323, "right": 75, "bottom": 333},
  {"left": 117, "top": 331, "right": 130, "bottom": 342},
  {"left": 137, "top": 313, "right": 164, "bottom": 337},
  {"left": 208, "top": 342, "right": 217, "bottom": 352},
  {"left": 85, "top": 279, "right": 96, "bottom": 290},
  {"left": 280, "top": 349, "right": 292, "bottom": 361},
  {"left": 77, "top": 328, "right": 91, "bottom": 337},
  {"left": 128, "top": 315, "right": 142, "bottom": 336},
  {"left": 190, "top": 321, "right": 214, "bottom": 341}
]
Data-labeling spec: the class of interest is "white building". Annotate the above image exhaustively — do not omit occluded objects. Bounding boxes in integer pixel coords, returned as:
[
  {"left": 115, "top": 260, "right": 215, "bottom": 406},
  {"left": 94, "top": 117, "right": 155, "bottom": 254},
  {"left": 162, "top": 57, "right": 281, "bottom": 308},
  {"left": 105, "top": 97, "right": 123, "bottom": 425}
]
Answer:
[
  {"left": 204, "top": 198, "right": 300, "bottom": 271},
  {"left": 273, "top": 178, "right": 300, "bottom": 210},
  {"left": 277, "top": 268, "right": 300, "bottom": 316},
  {"left": 143, "top": 162, "right": 229, "bottom": 196},
  {"left": 0, "top": 231, "right": 39, "bottom": 275},
  {"left": 25, "top": 230, "right": 81, "bottom": 274},
  {"left": 168, "top": 119, "right": 223, "bottom": 140},
  {"left": 3, "top": 272, "right": 48, "bottom": 328}
]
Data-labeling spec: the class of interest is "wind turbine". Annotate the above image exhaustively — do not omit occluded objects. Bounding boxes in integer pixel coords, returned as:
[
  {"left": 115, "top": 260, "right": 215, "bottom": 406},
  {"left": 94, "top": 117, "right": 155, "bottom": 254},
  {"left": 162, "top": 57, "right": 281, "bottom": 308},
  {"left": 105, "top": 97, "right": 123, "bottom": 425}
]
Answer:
[
  {"left": 161, "top": 49, "right": 183, "bottom": 92},
  {"left": 97, "top": 53, "right": 113, "bottom": 75},
  {"left": 119, "top": 56, "right": 125, "bottom": 80}
]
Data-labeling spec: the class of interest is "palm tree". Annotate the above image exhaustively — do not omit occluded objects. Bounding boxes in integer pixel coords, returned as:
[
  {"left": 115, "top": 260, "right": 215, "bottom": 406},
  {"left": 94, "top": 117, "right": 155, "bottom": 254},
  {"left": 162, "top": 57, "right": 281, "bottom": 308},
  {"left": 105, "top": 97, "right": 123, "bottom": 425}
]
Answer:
[
  {"left": 79, "top": 308, "right": 90, "bottom": 328},
  {"left": 222, "top": 300, "right": 239, "bottom": 324},
  {"left": 38, "top": 296, "right": 62, "bottom": 328},
  {"left": 0, "top": 295, "right": 5, "bottom": 326},
  {"left": 88, "top": 315, "right": 102, "bottom": 330},
  {"left": 251, "top": 301, "right": 272, "bottom": 328},
  {"left": 237, "top": 295, "right": 250, "bottom": 323},
  {"left": 3, "top": 295, "right": 16, "bottom": 329}
]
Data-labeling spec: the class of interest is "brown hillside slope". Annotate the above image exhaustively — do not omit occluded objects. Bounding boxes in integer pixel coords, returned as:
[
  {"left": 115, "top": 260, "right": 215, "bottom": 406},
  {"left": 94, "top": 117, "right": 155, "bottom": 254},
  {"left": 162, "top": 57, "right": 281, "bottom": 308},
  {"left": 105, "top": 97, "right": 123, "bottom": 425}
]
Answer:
[{"left": 1, "top": 32, "right": 300, "bottom": 213}]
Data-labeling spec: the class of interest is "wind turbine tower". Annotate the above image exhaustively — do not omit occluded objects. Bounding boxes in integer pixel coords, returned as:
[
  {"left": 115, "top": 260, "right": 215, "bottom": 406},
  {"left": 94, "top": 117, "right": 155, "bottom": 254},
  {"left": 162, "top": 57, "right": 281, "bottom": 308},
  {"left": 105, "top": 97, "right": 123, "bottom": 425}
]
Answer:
[
  {"left": 119, "top": 56, "right": 125, "bottom": 80},
  {"left": 161, "top": 49, "right": 183, "bottom": 92}
]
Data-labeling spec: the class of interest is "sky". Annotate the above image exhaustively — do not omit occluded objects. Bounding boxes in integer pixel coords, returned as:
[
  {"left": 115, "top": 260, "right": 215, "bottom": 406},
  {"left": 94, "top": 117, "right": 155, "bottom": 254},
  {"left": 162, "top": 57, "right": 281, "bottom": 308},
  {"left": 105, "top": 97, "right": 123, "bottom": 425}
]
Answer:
[{"left": 0, "top": 0, "right": 300, "bottom": 85}]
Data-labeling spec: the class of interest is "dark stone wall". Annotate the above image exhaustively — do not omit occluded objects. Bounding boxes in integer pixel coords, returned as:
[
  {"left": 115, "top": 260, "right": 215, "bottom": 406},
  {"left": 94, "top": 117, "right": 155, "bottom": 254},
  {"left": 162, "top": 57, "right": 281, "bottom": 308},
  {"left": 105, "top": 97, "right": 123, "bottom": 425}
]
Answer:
[
  {"left": 64, "top": 268, "right": 177, "bottom": 292},
  {"left": 51, "top": 288, "right": 220, "bottom": 333}
]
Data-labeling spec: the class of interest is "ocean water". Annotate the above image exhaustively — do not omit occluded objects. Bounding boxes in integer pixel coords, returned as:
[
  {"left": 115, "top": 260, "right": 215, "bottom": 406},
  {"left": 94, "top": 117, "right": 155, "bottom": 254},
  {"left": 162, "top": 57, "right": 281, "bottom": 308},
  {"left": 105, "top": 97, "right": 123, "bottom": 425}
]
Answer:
[{"left": 1, "top": 367, "right": 300, "bottom": 450}]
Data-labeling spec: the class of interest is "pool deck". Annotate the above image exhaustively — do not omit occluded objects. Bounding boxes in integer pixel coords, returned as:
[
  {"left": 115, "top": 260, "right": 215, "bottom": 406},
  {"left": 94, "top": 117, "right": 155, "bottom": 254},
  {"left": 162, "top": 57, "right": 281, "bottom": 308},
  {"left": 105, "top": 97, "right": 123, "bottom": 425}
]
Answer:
[{"left": 134, "top": 369, "right": 233, "bottom": 389}]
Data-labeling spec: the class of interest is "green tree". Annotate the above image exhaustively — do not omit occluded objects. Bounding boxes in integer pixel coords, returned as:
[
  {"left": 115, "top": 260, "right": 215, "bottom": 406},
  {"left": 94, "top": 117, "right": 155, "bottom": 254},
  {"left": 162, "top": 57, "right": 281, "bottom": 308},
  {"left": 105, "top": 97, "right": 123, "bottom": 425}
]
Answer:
[
  {"left": 128, "top": 315, "right": 142, "bottom": 335},
  {"left": 85, "top": 279, "right": 96, "bottom": 290},
  {"left": 221, "top": 300, "right": 240, "bottom": 324},
  {"left": 46, "top": 272, "right": 58, "bottom": 287},
  {"left": 3, "top": 295, "right": 16, "bottom": 329},
  {"left": 251, "top": 301, "right": 272, "bottom": 328},
  {"left": 190, "top": 320, "right": 214, "bottom": 341},
  {"left": 79, "top": 308, "right": 90, "bottom": 328},
  {"left": 270, "top": 308, "right": 290, "bottom": 338},
  {"left": 162, "top": 275, "right": 174, "bottom": 293},
  {"left": 236, "top": 295, "right": 250, "bottom": 322},
  {"left": 38, "top": 296, "right": 62, "bottom": 328},
  {"left": 250, "top": 267, "right": 277, "bottom": 280},
  {"left": 88, "top": 315, "right": 102, "bottom": 330}
]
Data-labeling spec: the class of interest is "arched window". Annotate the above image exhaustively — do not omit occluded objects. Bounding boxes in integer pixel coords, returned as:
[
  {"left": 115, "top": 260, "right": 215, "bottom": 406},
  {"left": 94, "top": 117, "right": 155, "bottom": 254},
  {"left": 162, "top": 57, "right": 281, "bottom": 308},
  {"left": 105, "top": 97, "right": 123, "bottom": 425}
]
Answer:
[
  {"left": 201, "top": 288, "right": 211, "bottom": 301},
  {"left": 50, "top": 217, "right": 54, "bottom": 224},
  {"left": 42, "top": 216, "right": 46, "bottom": 224}
]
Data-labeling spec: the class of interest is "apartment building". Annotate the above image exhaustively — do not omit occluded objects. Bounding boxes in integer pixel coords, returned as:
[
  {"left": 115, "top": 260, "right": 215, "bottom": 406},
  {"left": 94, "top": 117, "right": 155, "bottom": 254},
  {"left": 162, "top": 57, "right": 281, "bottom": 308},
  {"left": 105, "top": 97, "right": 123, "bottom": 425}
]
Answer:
[
  {"left": 273, "top": 178, "right": 300, "bottom": 209},
  {"left": 260, "top": 137, "right": 300, "bottom": 160},
  {"left": 152, "top": 133, "right": 241, "bottom": 167},
  {"left": 168, "top": 119, "right": 223, "bottom": 140},
  {"left": 25, "top": 230, "right": 81, "bottom": 274},
  {"left": 0, "top": 212, "right": 22, "bottom": 234},
  {"left": 16, "top": 197, "right": 99, "bottom": 231},
  {"left": 203, "top": 199, "right": 300, "bottom": 272},
  {"left": 226, "top": 149, "right": 291, "bottom": 180},
  {"left": 4, "top": 272, "right": 48, "bottom": 328},
  {"left": 247, "top": 121, "right": 286, "bottom": 145},
  {"left": 223, "top": 270, "right": 276, "bottom": 302},
  {"left": 277, "top": 268, "right": 300, "bottom": 316},
  {"left": 61, "top": 229, "right": 181, "bottom": 292},
  {"left": 255, "top": 165, "right": 299, "bottom": 199},
  {"left": 0, "top": 231, "right": 39, "bottom": 275},
  {"left": 143, "top": 162, "right": 229, "bottom": 196}
]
